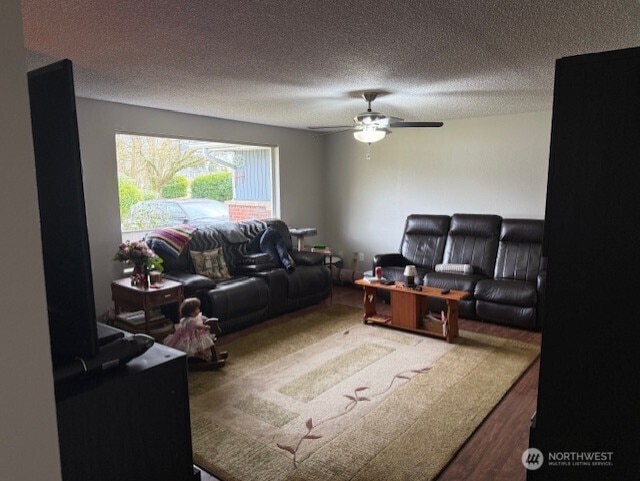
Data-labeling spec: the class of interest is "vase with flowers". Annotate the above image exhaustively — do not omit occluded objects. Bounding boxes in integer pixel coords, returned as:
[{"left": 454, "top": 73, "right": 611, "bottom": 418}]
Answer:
[{"left": 113, "top": 240, "right": 164, "bottom": 288}]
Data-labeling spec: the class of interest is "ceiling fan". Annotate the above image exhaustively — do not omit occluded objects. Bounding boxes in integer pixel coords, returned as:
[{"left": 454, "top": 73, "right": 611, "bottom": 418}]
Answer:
[{"left": 307, "top": 92, "right": 443, "bottom": 143}]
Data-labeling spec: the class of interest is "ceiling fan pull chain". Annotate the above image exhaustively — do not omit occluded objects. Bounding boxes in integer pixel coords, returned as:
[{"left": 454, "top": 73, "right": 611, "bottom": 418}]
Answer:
[{"left": 366, "top": 143, "right": 372, "bottom": 160}]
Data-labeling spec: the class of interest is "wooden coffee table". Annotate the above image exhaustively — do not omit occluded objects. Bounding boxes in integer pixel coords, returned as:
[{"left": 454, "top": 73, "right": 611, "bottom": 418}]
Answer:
[{"left": 354, "top": 279, "right": 469, "bottom": 342}]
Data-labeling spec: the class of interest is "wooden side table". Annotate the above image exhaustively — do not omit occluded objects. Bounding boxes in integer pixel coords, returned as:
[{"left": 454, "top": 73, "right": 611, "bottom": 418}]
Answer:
[{"left": 111, "top": 278, "right": 184, "bottom": 335}]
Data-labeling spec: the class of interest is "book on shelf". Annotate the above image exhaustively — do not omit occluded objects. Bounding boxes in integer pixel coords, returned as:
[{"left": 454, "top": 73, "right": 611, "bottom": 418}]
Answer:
[
  {"left": 423, "top": 311, "right": 448, "bottom": 336},
  {"left": 426, "top": 312, "right": 447, "bottom": 322},
  {"left": 116, "top": 310, "right": 144, "bottom": 324}
]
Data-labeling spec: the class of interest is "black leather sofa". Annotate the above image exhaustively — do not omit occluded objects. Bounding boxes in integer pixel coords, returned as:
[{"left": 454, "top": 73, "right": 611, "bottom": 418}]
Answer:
[
  {"left": 373, "top": 214, "right": 545, "bottom": 330},
  {"left": 147, "top": 219, "right": 331, "bottom": 334}
]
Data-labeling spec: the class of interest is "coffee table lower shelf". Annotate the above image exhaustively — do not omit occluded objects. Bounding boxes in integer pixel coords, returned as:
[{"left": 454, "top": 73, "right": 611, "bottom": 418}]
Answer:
[
  {"left": 363, "top": 315, "right": 451, "bottom": 341},
  {"left": 355, "top": 279, "right": 470, "bottom": 343}
]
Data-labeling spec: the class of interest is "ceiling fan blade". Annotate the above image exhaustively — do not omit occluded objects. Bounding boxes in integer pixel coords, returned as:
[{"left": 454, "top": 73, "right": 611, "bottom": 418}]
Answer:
[
  {"left": 307, "top": 125, "right": 354, "bottom": 130},
  {"left": 390, "top": 121, "right": 444, "bottom": 128},
  {"left": 312, "top": 129, "right": 354, "bottom": 137}
]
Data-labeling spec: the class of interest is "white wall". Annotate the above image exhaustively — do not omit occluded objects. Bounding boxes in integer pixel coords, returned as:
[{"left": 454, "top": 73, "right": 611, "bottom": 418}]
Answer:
[
  {"left": 74, "top": 99, "right": 326, "bottom": 314},
  {"left": 0, "top": 1, "right": 62, "bottom": 479},
  {"left": 324, "top": 111, "right": 552, "bottom": 270}
]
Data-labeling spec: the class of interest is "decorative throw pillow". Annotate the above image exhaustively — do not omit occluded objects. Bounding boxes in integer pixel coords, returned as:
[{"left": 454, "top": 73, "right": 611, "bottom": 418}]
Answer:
[
  {"left": 190, "top": 248, "right": 231, "bottom": 280},
  {"left": 435, "top": 263, "right": 474, "bottom": 275}
]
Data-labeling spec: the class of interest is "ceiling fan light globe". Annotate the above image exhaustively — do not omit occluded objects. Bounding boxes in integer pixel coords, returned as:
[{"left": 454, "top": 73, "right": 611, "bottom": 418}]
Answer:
[{"left": 353, "top": 129, "right": 386, "bottom": 143}]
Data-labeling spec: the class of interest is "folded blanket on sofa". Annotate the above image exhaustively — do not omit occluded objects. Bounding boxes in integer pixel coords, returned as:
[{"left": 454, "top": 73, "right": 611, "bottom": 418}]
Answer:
[{"left": 146, "top": 225, "right": 197, "bottom": 258}]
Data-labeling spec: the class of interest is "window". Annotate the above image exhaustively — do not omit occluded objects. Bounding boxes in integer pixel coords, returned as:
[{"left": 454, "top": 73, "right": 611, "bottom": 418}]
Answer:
[{"left": 116, "top": 133, "right": 275, "bottom": 241}]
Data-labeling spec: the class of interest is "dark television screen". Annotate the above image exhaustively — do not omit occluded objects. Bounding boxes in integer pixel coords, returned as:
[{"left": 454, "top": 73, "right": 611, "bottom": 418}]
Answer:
[{"left": 28, "top": 59, "right": 98, "bottom": 365}]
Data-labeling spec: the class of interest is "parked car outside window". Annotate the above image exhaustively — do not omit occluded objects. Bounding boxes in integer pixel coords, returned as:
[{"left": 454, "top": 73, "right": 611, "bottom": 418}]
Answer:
[{"left": 126, "top": 199, "right": 229, "bottom": 230}]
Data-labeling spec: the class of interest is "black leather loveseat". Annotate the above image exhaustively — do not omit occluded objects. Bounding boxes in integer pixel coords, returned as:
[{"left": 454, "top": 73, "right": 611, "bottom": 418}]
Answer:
[
  {"left": 146, "top": 219, "right": 331, "bottom": 334},
  {"left": 373, "top": 214, "right": 545, "bottom": 330}
]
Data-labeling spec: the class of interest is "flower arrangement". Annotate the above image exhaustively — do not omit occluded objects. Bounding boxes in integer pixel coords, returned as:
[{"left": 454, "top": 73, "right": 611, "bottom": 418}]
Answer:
[{"left": 113, "top": 240, "right": 164, "bottom": 272}]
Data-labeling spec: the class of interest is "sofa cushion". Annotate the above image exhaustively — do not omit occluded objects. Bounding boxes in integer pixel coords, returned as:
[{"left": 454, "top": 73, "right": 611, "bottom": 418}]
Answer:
[
  {"left": 474, "top": 279, "right": 537, "bottom": 307},
  {"left": 400, "top": 214, "right": 450, "bottom": 269},
  {"left": 423, "top": 271, "right": 485, "bottom": 293},
  {"left": 435, "top": 263, "right": 474, "bottom": 274},
  {"left": 500, "top": 218, "right": 544, "bottom": 243},
  {"left": 190, "top": 248, "right": 231, "bottom": 280},
  {"left": 494, "top": 219, "right": 544, "bottom": 282},
  {"left": 443, "top": 214, "right": 502, "bottom": 276},
  {"left": 475, "top": 301, "right": 536, "bottom": 329}
]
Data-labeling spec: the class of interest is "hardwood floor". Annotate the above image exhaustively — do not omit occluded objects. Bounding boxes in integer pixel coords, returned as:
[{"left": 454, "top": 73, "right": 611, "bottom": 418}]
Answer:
[{"left": 197, "top": 284, "right": 542, "bottom": 481}]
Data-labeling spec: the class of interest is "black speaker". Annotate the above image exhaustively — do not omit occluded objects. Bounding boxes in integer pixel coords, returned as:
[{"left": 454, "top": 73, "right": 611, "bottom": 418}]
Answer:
[{"left": 55, "top": 343, "right": 198, "bottom": 481}]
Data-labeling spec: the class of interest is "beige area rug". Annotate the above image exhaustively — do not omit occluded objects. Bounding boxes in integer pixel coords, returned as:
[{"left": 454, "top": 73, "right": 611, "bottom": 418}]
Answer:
[{"left": 188, "top": 304, "right": 539, "bottom": 481}]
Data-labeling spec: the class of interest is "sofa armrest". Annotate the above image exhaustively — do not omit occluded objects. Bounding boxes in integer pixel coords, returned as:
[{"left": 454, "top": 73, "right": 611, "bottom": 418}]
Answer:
[
  {"left": 233, "top": 252, "right": 276, "bottom": 274},
  {"left": 291, "top": 250, "right": 325, "bottom": 266},
  {"left": 373, "top": 253, "right": 407, "bottom": 268},
  {"left": 237, "top": 252, "right": 272, "bottom": 266},
  {"left": 163, "top": 272, "right": 216, "bottom": 293},
  {"left": 235, "top": 264, "right": 275, "bottom": 274}
]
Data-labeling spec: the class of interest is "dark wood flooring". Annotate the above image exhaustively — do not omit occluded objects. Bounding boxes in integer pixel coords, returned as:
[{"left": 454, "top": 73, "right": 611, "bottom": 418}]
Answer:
[{"left": 198, "top": 284, "right": 542, "bottom": 481}]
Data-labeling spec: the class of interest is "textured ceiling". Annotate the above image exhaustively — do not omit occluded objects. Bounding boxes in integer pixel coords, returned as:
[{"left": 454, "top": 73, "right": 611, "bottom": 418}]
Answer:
[{"left": 21, "top": 0, "right": 640, "bottom": 130}]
